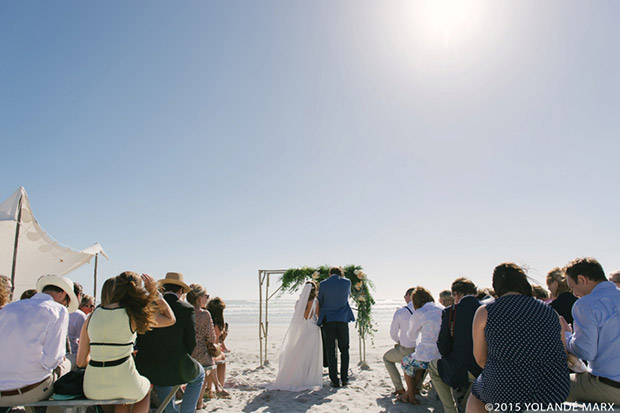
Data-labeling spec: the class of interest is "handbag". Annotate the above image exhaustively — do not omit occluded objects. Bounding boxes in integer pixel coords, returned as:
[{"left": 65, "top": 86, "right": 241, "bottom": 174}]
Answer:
[
  {"left": 207, "top": 342, "right": 221, "bottom": 358},
  {"left": 53, "top": 369, "right": 85, "bottom": 397}
]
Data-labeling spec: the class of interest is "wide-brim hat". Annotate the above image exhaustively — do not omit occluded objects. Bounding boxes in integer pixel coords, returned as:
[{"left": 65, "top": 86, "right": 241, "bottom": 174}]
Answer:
[
  {"left": 36, "top": 274, "right": 79, "bottom": 313},
  {"left": 158, "top": 272, "right": 190, "bottom": 293}
]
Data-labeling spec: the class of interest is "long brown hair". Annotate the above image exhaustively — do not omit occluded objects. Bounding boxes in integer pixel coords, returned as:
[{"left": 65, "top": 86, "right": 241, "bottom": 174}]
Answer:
[
  {"left": 306, "top": 281, "right": 318, "bottom": 301},
  {"left": 107, "top": 272, "right": 158, "bottom": 334},
  {"left": 411, "top": 286, "right": 435, "bottom": 310},
  {"left": 207, "top": 297, "right": 226, "bottom": 329},
  {"left": 492, "top": 262, "right": 532, "bottom": 297}
]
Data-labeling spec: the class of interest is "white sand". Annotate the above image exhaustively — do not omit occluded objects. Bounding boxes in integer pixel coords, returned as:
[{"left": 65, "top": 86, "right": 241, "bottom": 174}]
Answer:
[{"left": 200, "top": 322, "right": 442, "bottom": 412}]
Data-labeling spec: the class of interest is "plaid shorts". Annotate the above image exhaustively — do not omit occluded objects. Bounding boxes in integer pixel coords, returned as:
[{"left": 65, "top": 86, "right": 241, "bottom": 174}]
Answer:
[{"left": 401, "top": 353, "right": 429, "bottom": 376}]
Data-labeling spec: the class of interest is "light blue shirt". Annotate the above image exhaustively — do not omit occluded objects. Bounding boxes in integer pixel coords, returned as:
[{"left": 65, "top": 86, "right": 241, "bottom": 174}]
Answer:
[{"left": 566, "top": 281, "right": 620, "bottom": 381}]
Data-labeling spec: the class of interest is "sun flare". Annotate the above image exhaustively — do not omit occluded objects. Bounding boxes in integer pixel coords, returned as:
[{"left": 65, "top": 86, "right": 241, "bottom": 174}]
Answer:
[{"left": 413, "top": 0, "right": 486, "bottom": 46}]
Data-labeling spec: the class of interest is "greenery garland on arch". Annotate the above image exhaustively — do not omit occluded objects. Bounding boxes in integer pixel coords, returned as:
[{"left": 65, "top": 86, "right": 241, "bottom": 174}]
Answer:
[{"left": 280, "top": 265, "right": 376, "bottom": 339}]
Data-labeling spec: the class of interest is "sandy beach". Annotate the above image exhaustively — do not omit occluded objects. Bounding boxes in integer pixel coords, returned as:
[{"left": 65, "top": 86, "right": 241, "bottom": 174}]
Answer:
[{"left": 200, "top": 321, "right": 441, "bottom": 413}]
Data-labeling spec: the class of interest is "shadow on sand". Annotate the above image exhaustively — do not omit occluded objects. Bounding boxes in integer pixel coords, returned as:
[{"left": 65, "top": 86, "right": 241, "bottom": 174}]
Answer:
[{"left": 242, "top": 388, "right": 333, "bottom": 413}]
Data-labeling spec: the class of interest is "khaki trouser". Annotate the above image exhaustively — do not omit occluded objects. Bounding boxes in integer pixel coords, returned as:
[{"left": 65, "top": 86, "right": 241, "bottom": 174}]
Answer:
[
  {"left": 383, "top": 344, "right": 415, "bottom": 391},
  {"left": 0, "top": 359, "right": 71, "bottom": 407},
  {"left": 428, "top": 359, "right": 475, "bottom": 413},
  {"left": 567, "top": 373, "right": 620, "bottom": 404}
]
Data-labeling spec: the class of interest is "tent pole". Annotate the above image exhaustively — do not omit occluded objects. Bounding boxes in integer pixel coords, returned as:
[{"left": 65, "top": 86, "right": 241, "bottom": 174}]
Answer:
[
  {"left": 93, "top": 253, "right": 99, "bottom": 302},
  {"left": 259, "top": 270, "right": 263, "bottom": 367},
  {"left": 10, "top": 194, "right": 24, "bottom": 300}
]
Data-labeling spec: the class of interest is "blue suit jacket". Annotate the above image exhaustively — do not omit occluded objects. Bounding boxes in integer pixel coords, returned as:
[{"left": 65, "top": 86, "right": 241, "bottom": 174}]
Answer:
[
  {"left": 436, "top": 295, "right": 482, "bottom": 388},
  {"left": 317, "top": 275, "right": 355, "bottom": 325}
]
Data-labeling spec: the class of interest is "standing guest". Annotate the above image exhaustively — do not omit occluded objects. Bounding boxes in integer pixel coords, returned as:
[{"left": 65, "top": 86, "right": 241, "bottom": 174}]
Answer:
[
  {"left": 398, "top": 286, "right": 443, "bottom": 405},
  {"left": 0, "top": 275, "right": 11, "bottom": 310},
  {"left": 67, "top": 282, "right": 85, "bottom": 368},
  {"left": 439, "top": 290, "right": 454, "bottom": 307},
  {"left": 609, "top": 270, "right": 620, "bottom": 288},
  {"left": 135, "top": 272, "right": 205, "bottom": 413},
  {"left": 383, "top": 287, "right": 416, "bottom": 396},
  {"left": 546, "top": 267, "right": 578, "bottom": 324},
  {"left": 467, "top": 263, "right": 569, "bottom": 413},
  {"left": 187, "top": 284, "right": 227, "bottom": 406},
  {"left": 562, "top": 257, "right": 620, "bottom": 404},
  {"left": 77, "top": 272, "right": 175, "bottom": 413},
  {"left": 20, "top": 289, "right": 37, "bottom": 300},
  {"left": 429, "top": 278, "right": 481, "bottom": 413},
  {"left": 0, "top": 274, "right": 78, "bottom": 408},
  {"left": 207, "top": 297, "right": 229, "bottom": 389},
  {"left": 79, "top": 294, "right": 95, "bottom": 315},
  {"left": 318, "top": 266, "right": 356, "bottom": 388}
]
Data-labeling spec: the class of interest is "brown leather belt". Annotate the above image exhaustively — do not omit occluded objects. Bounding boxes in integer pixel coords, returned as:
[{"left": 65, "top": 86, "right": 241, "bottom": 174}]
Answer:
[
  {"left": 594, "top": 374, "right": 620, "bottom": 389},
  {"left": 0, "top": 377, "right": 48, "bottom": 397}
]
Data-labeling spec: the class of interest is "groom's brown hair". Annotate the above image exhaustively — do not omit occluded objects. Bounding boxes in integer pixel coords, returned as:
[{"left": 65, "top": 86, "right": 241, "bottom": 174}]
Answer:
[{"left": 329, "top": 267, "right": 343, "bottom": 277}]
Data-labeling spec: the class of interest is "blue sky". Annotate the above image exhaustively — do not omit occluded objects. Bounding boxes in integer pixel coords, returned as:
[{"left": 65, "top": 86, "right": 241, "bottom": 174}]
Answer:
[{"left": 1, "top": 1, "right": 619, "bottom": 301}]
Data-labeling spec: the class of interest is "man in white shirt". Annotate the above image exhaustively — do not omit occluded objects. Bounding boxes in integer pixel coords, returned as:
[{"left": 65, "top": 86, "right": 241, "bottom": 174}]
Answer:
[
  {"left": 0, "top": 274, "right": 78, "bottom": 408},
  {"left": 383, "top": 287, "right": 416, "bottom": 395}
]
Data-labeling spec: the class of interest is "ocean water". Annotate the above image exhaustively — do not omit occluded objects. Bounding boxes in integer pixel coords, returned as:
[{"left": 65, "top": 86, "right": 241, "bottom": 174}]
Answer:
[{"left": 224, "top": 298, "right": 404, "bottom": 327}]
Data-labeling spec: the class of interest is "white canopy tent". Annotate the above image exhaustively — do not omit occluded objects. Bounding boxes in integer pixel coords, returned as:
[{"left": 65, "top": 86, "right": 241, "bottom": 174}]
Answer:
[{"left": 0, "top": 187, "right": 108, "bottom": 299}]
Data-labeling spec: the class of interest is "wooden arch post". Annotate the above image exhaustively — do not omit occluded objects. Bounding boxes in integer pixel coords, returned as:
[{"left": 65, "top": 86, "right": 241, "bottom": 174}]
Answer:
[{"left": 258, "top": 269, "right": 286, "bottom": 367}]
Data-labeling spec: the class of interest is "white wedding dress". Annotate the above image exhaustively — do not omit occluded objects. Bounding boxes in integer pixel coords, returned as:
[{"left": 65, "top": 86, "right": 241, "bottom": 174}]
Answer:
[{"left": 270, "top": 283, "right": 323, "bottom": 391}]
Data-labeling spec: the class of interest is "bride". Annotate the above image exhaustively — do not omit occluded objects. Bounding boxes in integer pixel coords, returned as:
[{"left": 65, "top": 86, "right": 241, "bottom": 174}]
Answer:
[{"left": 270, "top": 281, "right": 323, "bottom": 391}]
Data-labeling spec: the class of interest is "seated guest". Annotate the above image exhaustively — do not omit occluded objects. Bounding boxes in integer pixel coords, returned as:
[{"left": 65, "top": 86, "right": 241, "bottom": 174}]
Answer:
[
  {"left": 467, "top": 263, "right": 569, "bottom": 413},
  {"left": 609, "top": 270, "right": 620, "bottom": 288},
  {"left": 532, "top": 284, "right": 550, "bottom": 302},
  {"left": 67, "top": 282, "right": 85, "bottom": 368},
  {"left": 546, "top": 267, "right": 578, "bottom": 324},
  {"left": 439, "top": 290, "right": 454, "bottom": 307},
  {"left": 0, "top": 275, "right": 11, "bottom": 310},
  {"left": 562, "top": 257, "right": 620, "bottom": 404},
  {"left": 77, "top": 272, "right": 175, "bottom": 413},
  {"left": 207, "top": 297, "right": 228, "bottom": 388},
  {"left": 383, "top": 287, "right": 416, "bottom": 396},
  {"left": 135, "top": 272, "right": 205, "bottom": 413},
  {"left": 429, "top": 278, "right": 481, "bottom": 413},
  {"left": 187, "top": 284, "right": 227, "bottom": 407},
  {"left": 20, "top": 289, "right": 38, "bottom": 300},
  {"left": 0, "top": 274, "right": 78, "bottom": 407},
  {"left": 398, "top": 287, "right": 444, "bottom": 405},
  {"left": 79, "top": 294, "right": 95, "bottom": 315},
  {"left": 475, "top": 288, "right": 495, "bottom": 303}
]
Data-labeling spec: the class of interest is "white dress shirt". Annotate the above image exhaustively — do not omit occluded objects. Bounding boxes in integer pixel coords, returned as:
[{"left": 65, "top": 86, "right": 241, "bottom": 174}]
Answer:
[
  {"left": 0, "top": 293, "right": 69, "bottom": 390},
  {"left": 390, "top": 301, "right": 417, "bottom": 348},
  {"left": 406, "top": 301, "right": 444, "bottom": 362}
]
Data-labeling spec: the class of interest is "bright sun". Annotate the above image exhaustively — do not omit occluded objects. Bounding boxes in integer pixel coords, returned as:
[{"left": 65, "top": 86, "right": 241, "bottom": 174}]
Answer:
[{"left": 413, "top": 0, "right": 486, "bottom": 46}]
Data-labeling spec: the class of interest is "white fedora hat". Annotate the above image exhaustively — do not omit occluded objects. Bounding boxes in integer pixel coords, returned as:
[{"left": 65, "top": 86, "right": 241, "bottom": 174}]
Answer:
[{"left": 36, "top": 274, "right": 79, "bottom": 313}]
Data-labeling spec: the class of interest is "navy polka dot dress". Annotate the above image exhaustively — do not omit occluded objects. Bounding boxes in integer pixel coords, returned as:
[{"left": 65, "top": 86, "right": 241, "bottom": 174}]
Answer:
[{"left": 472, "top": 295, "right": 570, "bottom": 404}]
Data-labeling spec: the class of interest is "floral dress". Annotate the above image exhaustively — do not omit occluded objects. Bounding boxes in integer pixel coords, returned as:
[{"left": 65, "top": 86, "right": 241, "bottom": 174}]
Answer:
[{"left": 191, "top": 308, "right": 217, "bottom": 366}]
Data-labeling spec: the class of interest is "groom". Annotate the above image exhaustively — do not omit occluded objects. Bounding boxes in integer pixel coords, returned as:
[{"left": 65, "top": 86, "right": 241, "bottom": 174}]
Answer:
[{"left": 318, "top": 267, "right": 355, "bottom": 387}]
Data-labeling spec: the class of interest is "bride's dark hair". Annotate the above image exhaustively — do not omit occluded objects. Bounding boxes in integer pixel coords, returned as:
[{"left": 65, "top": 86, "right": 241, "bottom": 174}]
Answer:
[{"left": 306, "top": 281, "right": 318, "bottom": 301}]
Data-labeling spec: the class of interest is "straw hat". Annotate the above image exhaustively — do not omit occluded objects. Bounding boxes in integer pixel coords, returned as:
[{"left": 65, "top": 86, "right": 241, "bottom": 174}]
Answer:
[
  {"left": 36, "top": 274, "right": 79, "bottom": 313},
  {"left": 159, "top": 272, "right": 190, "bottom": 294}
]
